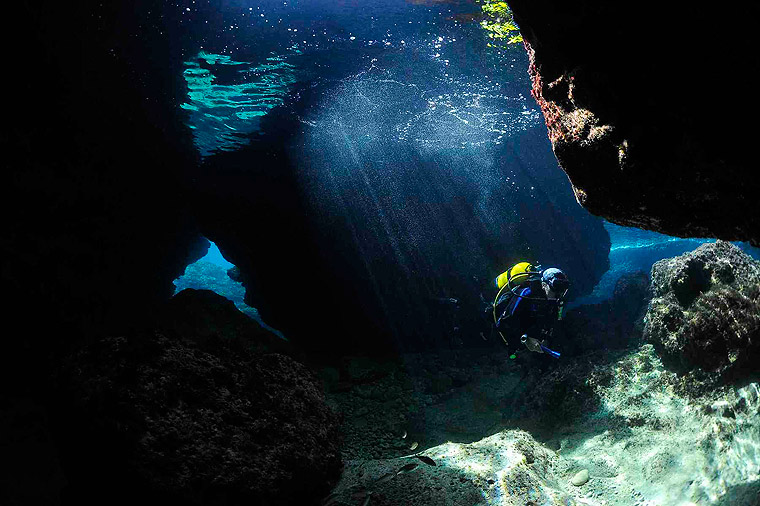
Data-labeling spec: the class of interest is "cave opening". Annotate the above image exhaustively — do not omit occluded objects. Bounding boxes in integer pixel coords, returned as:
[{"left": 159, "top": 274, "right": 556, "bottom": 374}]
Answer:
[
  {"left": 177, "top": 0, "right": 611, "bottom": 354},
  {"left": 173, "top": 238, "right": 286, "bottom": 340},
  {"left": 9, "top": 0, "right": 760, "bottom": 505},
  {"left": 569, "top": 221, "right": 760, "bottom": 308}
]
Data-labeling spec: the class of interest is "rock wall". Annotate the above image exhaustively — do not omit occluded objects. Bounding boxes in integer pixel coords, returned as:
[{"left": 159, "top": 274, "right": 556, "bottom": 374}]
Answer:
[
  {"left": 3, "top": 2, "right": 207, "bottom": 378},
  {"left": 507, "top": 1, "right": 760, "bottom": 245}
]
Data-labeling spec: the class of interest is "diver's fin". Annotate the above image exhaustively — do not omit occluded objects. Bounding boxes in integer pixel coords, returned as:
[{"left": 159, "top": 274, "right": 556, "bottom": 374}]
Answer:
[{"left": 539, "top": 343, "right": 560, "bottom": 358}]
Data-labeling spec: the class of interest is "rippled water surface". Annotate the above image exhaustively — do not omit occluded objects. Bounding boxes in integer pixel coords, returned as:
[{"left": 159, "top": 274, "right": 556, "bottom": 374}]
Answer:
[{"left": 177, "top": 0, "right": 535, "bottom": 157}]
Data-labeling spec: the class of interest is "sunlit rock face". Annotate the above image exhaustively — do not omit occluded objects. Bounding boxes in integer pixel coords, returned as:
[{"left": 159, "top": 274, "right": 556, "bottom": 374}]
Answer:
[
  {"left": 326, "top": 341, "right": 760, "bottom": 505},
  {"left": 644, "top": 241, "right": 760, "bottom": 389},
  {"left": 507, "top": 1, "right": 760, "bottom": 246}
]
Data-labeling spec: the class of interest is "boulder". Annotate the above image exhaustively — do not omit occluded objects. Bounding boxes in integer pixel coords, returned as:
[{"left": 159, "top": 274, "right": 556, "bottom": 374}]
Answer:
[
  {"left": 644, "top": 241, "right": 760, "bottom": 385},
  {"left": 508, "top": 0, "right": 760, "bottom": 245},
  {"left": 326, "top": 431, "right": 573, "bottom": 506},
  {"left": 54, "top": 289, "right": 342, "bottom": 506}
]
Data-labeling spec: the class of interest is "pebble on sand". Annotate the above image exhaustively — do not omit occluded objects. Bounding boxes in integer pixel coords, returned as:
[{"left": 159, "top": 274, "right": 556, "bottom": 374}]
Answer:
[{"left": 571, "top": 469, "right": 590, "bottom": 486}]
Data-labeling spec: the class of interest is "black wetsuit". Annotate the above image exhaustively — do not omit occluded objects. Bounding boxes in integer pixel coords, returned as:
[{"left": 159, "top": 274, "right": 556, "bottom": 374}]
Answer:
[{"left": 494, "top": 279, "right": 560, "bottom": 344}]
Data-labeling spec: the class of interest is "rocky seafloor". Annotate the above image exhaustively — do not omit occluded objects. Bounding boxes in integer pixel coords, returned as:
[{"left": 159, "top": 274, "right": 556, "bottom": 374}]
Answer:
[
  {"left": 317, "top": 241, "right": 760, "bottom": 506},
  {"left": 320, "top": 347, "right": 760, "bottom": 505}
]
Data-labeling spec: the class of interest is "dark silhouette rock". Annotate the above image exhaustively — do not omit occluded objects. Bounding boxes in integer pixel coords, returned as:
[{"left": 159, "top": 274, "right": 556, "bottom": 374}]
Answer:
[
  {"left": 507, "top": 351, "right": 609, "bottom": 435},
  {"left": 55, "top": 290, "right": 342, "bottom": 505},
  {"left": 644, "top": 241, "right": 760, "bottom": 386},
  {"left": 160, "top": 288, "right": 292, "bottom": 355},
  {"left": 507, "top": 1, "right": 760, "bottom": 246},
  {"left": 0, "top": 397, "right": 66, "bottom": 505},
  {"left": 559, "top": 271, "right": 650, "bottom": 356}
]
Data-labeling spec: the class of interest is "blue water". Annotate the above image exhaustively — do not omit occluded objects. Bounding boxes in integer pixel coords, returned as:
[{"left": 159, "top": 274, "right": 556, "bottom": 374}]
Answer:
[
  {"left": 172, "top": 0, "right": 760, "bottom": 317},
  {"left": 162, "top": 5, "right": 760, "bottom": 503},
  {"left": 178, "top": 0, "right": 532, "bottom": 157},
  {"left": 198, "top": 241, "right": 234, "bottom": 268},
  {"left": 173, "top": 239, "right": 286, "bottom": 339},
  {"left": 181, "top": 226, "right": 759, "bottom": 319},
  {"left": 569, "top": 222, "right": 760, "bottom": 308}
]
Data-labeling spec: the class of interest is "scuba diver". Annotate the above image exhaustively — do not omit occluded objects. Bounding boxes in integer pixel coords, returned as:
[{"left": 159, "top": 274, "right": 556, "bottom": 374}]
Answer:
[{"left": 488, "top": 262, "right": 570, "bottom": 358}]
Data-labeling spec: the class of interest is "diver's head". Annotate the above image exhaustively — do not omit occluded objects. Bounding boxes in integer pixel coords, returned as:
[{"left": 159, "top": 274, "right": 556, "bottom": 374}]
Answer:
[{"left": 541, "top": 268, "right": 570, "bottom": 300}]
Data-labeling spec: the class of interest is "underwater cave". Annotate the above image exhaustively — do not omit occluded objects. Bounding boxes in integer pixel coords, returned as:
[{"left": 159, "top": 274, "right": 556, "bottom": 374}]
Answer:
[{"left": 4, "top": 1, "right": 760, "bottom": 505}]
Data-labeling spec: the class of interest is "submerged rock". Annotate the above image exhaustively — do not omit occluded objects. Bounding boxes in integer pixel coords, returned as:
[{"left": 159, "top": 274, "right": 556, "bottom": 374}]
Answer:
[
  {"left": 55, "top": 289, "right": 341, "bottom": 505},
  {"left": 160, "top": 288, "right": 291, "bottom": 355},
  {"left": 561, "top": 343, "right": 760, "bottom": 505},
  {"left": 644, "top": 241, "right": 760, "bottom": 387},
  {"left": 559, "top": 271, "right": 650, "bottom": 356},
  {"left": 327, "top": 340, "right": 760, "bottom": 505},
  {"left": 570, "top": 469, "right": 589, "bottom": 486}
]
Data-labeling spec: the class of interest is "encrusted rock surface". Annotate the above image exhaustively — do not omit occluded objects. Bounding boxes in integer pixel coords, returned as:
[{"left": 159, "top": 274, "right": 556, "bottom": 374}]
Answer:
[
  {"left": 559, "top": 344, "right": 760, "bottom": 505},
  {"left": 508, "top": 1, "right": 760, "bottom": 245},
  {"left": 644, "top": 241, "right": 760, "bottom": 387},
  {"left": 55, "top": 289, "right": 341, "bottom": 505}
]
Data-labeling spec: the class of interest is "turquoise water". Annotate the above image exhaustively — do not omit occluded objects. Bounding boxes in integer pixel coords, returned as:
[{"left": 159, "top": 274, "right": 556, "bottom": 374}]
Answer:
[
  {"left": 178, "top": 0, "right": 533, "bottom": 157},
  {"left": 196, "top": 240, "right": 234, "bottom": 269},
  {"left": 173, "top": 240, "right": 286, "bottom": 339},
  {"left": 568, "top": 221, "right": 760, "bottom": 308}
]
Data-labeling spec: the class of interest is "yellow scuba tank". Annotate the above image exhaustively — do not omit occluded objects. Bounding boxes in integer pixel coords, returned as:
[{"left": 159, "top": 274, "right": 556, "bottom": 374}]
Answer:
[
  {"left": 494, "top": 262, "right": 536, "bottom": 290},
  {"left": 492, "top": 262, "right": 542, "bottom": 346}
]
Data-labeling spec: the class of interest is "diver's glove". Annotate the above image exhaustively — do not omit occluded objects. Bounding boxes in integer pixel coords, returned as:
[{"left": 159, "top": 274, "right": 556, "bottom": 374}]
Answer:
[
  {"left": 521, "top": 334, "right": 542, "bottom": 353},
  {"left": 521, "top": 334, "right": 561, "bottom": 358}
]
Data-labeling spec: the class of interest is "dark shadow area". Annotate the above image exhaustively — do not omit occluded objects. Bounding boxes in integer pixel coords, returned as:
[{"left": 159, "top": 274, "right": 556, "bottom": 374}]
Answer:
[{"left": 714, "top": 479, "right": 760, "bottom": 506}]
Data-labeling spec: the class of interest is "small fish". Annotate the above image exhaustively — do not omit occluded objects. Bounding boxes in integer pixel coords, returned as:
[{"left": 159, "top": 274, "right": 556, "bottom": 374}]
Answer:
[
  {"left": 410, "top": 441, "right": 418, "bottom": 450},
  {"left": 361, "top": 491, "right": 373, "bottom": 506},
  {"left": 415, "top": 455, "right": 437, "bottom": 466},
  {"left": 372, "top": 472, "right": 396, "bottom": 486},
  {"left": 432, "top": 296, "right": 459, "bottom": 305},
  {"left": 396, "top": 462, "right": 419, "bottom": 474},
  {"left": 401, "top": 430, "right": 407, "bottom": 439}
]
